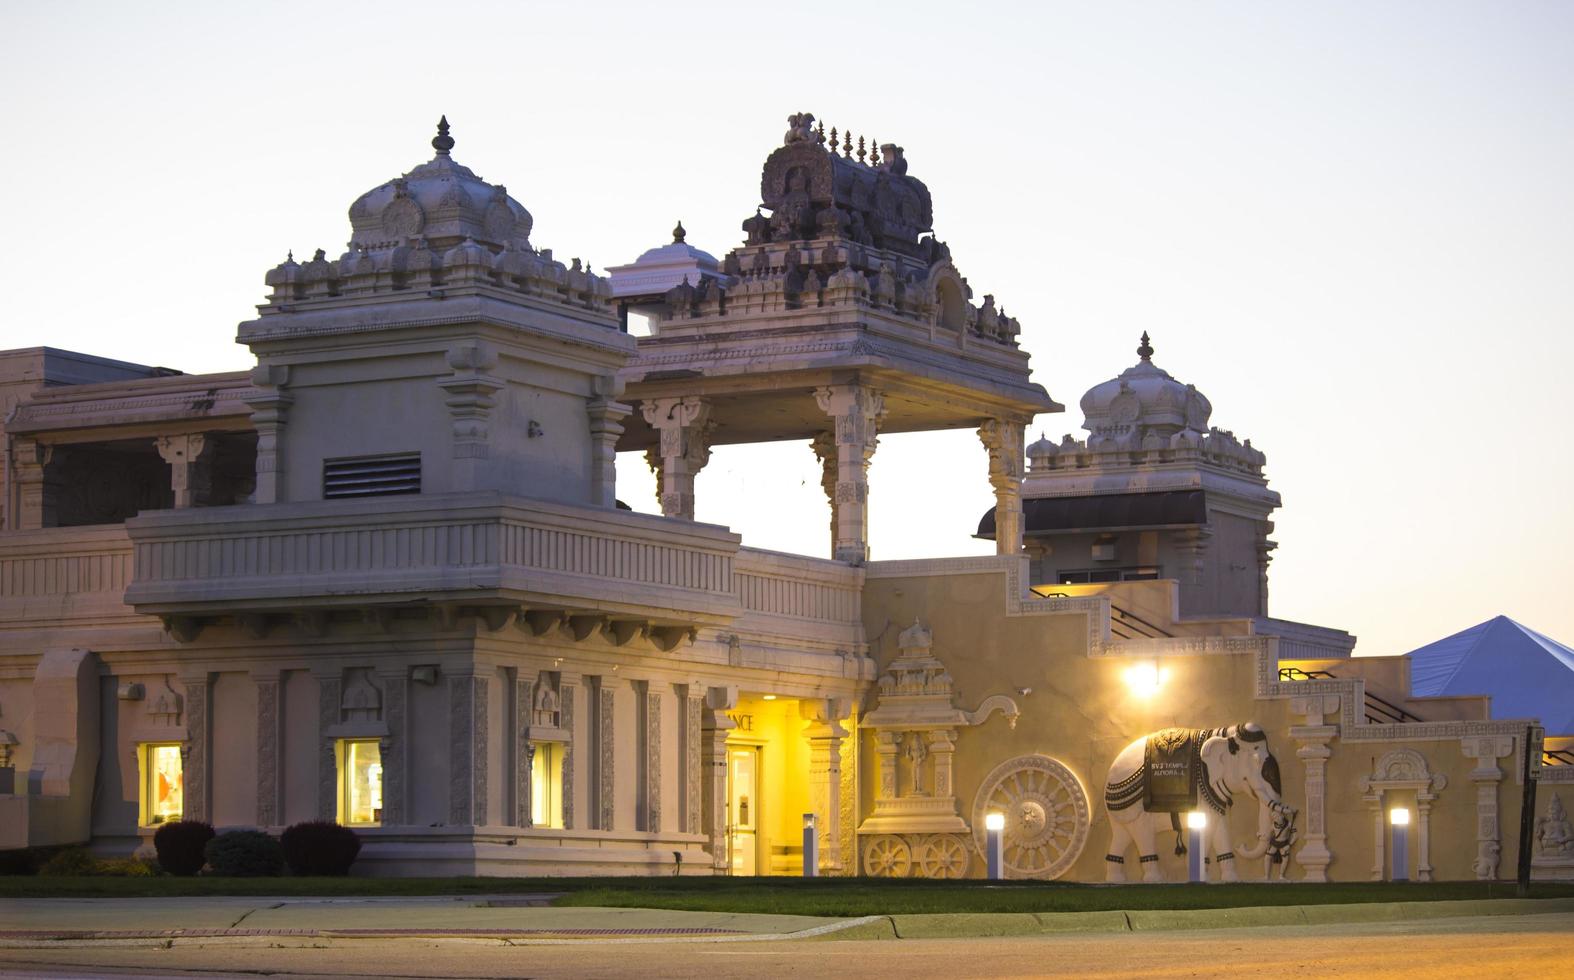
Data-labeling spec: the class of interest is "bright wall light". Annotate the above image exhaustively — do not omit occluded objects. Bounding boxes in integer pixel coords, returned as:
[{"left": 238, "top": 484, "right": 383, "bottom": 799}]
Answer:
[
  {"left": 1123, "top": 661, "right": 1166, "bottom": 697},
  {"left": 1186, "top": 810, "right": 1207, "bottom": 830},
  {"left": 985, "top": 811, "right": 1006, "bottom": 832},
  {"left": 1390, "top": 807, "right": 1410, "bottom": 826}
]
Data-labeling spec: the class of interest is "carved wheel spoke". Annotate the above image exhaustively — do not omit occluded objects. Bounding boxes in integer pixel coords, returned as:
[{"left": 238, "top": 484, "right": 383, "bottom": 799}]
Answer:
[
  {"left": 864, "top": 835, "right": 913, "bottom": 878},
  {"left": 917, "top": 835, "right": 971, "bottom": 879},
  {"left": 971, "top": 755, "right": 1091, "bottom": 880}
]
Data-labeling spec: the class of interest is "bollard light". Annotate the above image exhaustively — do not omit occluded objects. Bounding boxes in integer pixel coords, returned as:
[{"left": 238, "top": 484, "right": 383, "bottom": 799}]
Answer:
[
  {"left": 1186, "top": 811, "right": 1207, "bottom": 883},
  {"left": 985, "top": 811, "right": 1005, "bottom": 880},
  {"left": 1390, "top": 807, "right": 1410, "bottom": 881},
  {"left": 802, "top": 813, "right": 818, "bottom": 878}
]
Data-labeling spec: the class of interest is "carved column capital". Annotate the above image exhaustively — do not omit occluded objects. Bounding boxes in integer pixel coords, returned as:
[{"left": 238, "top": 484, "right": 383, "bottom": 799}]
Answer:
[
  {"left": 156, "top": 433, "right": 210, "bottom": 509},
  {"left": 813, "top": 385, "right": 885, "bottom": 562},
  {"left": 640, "top": 396, "right": 714, "bottom": 519}
]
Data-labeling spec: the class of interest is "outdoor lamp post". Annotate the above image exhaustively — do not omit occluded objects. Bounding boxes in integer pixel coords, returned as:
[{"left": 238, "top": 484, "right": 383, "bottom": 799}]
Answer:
[
  {"left": 802, "top": 812, "right": 818, "bottom": 878},
  {"left": 1390, "top": 807, "right": 1410, "bottom": 882},
  {"left": 985, "top": 811, "right": 1005, "bottom": 880},
  {"left": 1187, "top": 811, "right": 1207, "bottom": 883}
]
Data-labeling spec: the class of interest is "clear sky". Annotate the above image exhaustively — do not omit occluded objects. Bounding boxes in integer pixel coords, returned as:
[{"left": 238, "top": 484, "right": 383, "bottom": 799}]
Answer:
[{"left": 2, "top": 1, "right": 1570, "bottom": 657}]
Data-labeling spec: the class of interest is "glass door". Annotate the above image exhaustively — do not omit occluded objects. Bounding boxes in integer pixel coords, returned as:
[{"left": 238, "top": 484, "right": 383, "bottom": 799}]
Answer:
[{"left": 728, "top": 747, "right": 759, "bottom": 875}]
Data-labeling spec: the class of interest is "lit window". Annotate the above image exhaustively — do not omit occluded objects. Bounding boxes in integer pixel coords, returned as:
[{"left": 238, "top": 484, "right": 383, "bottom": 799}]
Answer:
[
  {"left": 530, "top": 742, "right": 563, "bottom": 829},
  {"left": 141, "top": 743, "right": 184, "bottom": 826},
  {"left": 338, "top": 739, "right": 383, "bottom": 826}
]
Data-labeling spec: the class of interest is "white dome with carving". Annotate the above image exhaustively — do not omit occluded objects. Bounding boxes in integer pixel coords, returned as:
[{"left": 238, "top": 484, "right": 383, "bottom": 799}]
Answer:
[
  {"left": 346, "top": 117, "right": 533, "bottom": 253},
  {"left": 1079, "top": 333, "right": 1212, "bottom": 449}
]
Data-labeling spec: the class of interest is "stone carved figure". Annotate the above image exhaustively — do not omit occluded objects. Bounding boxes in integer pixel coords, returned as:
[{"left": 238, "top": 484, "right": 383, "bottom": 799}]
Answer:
[
  {"left": 784, "top": 112, "right": 816, "bottom": 144},
  {"left": 904, "top": 732, "right": 928, "bottom": 797},
  {"left": 1103, "top": 722, "right": 1295, "bottom": 882},
  {"left": 1534, "top": 793, "right": 1574, "bottom": 857}
]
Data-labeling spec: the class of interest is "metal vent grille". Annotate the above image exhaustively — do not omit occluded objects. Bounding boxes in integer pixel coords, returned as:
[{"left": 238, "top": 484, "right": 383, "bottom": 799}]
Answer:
[{"left": 323, "top": 453, "right": 421, "bottom": 499}]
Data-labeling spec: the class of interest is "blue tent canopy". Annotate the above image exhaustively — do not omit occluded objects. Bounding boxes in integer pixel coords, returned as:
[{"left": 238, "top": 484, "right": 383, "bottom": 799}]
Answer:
[{"left": 1405, "top": 616, "right": 1574, "bottom": 735}]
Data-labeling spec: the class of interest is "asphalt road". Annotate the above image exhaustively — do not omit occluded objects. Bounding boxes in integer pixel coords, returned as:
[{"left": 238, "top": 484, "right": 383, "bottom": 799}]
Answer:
[{"left": 1, "top": 911, "right": 1571, "bottom": 979}]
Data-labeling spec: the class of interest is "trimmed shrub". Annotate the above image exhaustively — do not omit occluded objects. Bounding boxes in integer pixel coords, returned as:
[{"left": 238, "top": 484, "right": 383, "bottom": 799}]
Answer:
[
  {"left": 38, "top": 846, "right": 98, "bottom": 877},
  {"left": 153, "top": 820, "right": 214, "bottom": 876},
  {"left": 204, "top": 830, "right": 283, "bottom": 877},
  {"left": 280, "top": 821, "right": 362, "bottom": 876},
  {"left": 94, "top": 857, "right": 158, "bottom": 877}
]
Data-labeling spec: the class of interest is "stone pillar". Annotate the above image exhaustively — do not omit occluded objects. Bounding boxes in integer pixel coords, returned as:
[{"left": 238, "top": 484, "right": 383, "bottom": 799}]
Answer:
[
  {"left": 643, "top": 686, "right": 662, "bottom": 832},
  {"left": 596, "top": 678, "right": 617, "bottom": 830},
  {"left": 376, "top": 666, "right": 408, "bottom": 827},
  {"left": 314, "top": 671, "right": 341, "bottom": 821},
  {"left": 252, "top": 670, "right": 281, "bottom": 828},
  {"left": 1256, "top": 525, "right": 1278, "bottom": 617},
  {"left": 1462, "top": 735, "right": 1513, "bottom": 880},
  {"left": 559, "top": 677, "right": 578, "bottom": 830},
  {"left": 874, "top": 731, "right": 899, "bottom": 803},
  {"left": 588, "top": 386, "right": 632, "bottom": 509},
  {"left": 803, "top": 698, "right": 849, "bottom": 873},
  {"left": 515, "top": 674, "right": 534, "bottom": 828},
  {"left": 1174, "top": 526, "right": 1214, "bottom": 587},
  {"left": 1290, "top": 694, "right": 1340, "bottom": 882},
  {"left": 10, "top": 438, "right": 52, "bottom": 529},
  {"left": 448, "top": 669, "right": 490, "bottom": 827},
  {"left": 926, "top": 729, "right": 958, "bottom": 802},
  {"left": 978, "top": 419, "right": 1025, "bottom": 556},
  {"left": 179, "top": 671, "right": 211, "bottom": 823},
  {"left": 813, "top": 385, "right": 884, "bottom": 563},
  {"left": 640, "top": 396, "right": 713, "bottom": 519},
  {"left": 809, "top": 432, "right": 838, "bottom": 554},
  {"left": 700, "top": 686, "right": 738, "bottom": 871},
  {"left": 682, "top": 684, "right": 703, "bottom": 834},
  {"left": 244, "top": 365, "right": 291, "bottom": 505},
  {"left": 439, "top": 343, "right": 504, "bottom": 491},
  {"left": 156, "top": 434, "right": 209, "bottom": 509}
]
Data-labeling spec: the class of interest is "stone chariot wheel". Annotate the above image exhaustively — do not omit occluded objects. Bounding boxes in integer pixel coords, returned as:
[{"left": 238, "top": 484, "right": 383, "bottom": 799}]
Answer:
[
  {"left": 970, "top": 754, "right": 1091, "bottom": 880},
  {"left": 863, "top": 835, "right": 913, "bottom": 877},
  {"left": 917, "top": 834, "right": 971, "bottom": 879}
]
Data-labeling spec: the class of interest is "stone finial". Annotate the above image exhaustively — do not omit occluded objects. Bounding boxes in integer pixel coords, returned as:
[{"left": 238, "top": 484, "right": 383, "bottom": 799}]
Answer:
[
  {"left": 1137, "top": 331, "right": 1154, "bottom": 361},
  {"left": 829, "top": 126, "right": 838, "bottom": 150},
  {"left": 870, "top": 140, "right": 881, "bottom": 166},
  {"left": 672, "top": 220, "right": 686, "bottom": 244},
  {"left": 432, "top": 115, "right": 454, "bottom": 156},
  {"left": 843, "top": 130, "right": 853, "bottom": 157},
  {"left": 857, "top": 135, "right": 866, "bottom": 163}
]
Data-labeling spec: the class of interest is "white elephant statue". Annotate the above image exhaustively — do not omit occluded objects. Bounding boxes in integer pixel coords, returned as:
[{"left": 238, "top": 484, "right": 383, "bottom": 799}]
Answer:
[{"left": 1103, "top": 721, "right": 1295, "bottom": 882}]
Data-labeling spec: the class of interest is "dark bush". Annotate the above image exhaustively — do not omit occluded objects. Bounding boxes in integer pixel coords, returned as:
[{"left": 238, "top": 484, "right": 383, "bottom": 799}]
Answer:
[
  {"left": 0, "top": 844, "right": 76, "bottom": 876},
  {"left": 153, "top": 820, "right": 214, "bottom": 876},
  {"left": 204, "top": 830, "right": 284, "bottom": 877},
  {"left": 38, "top": 846, "right": 98, "bottom": 876},
  {"left": 280, "top": 821, "right": 362, "bottom": 876}
]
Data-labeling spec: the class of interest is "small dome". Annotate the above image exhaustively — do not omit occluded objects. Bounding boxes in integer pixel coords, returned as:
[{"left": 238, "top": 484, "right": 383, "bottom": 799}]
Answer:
[
  {"left": 1026, "top": 432, "right": 1058, "bottom": 458},
  {"left": 346, "top": 117, "right": 533, "bottom": 253},
  {"left": 606, "top": 220, "right": 727, "bottom": 299},
  {"left": 1079, "top": 332, "right": 1211, "bottom": 443}
]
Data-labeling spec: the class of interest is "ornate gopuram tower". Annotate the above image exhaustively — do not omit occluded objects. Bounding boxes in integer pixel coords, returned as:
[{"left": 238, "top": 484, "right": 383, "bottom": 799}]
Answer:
[
  {"left": 608, "top": 112, "right": 1059, "bottom": 562},
  {"left": 992, "top": 333, "right": 1281, "bottom": 618}
]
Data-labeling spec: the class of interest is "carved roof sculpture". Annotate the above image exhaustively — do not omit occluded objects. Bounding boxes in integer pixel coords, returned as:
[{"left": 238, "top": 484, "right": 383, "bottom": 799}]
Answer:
[
  {"left": 255, "top": 118, "right": 612, "bottom": 320},
  {"left": 863, "top": 619, "right": 1019, "bottom": 732},
  {"left": 1025, "top": 333, "right": 1270, "bottom": 480},
  {"left": 612, "top": 112, "right": 1058, "bottom": 455}
]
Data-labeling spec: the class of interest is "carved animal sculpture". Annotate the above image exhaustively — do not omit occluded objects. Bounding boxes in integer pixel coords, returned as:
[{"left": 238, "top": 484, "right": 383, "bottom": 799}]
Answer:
[{"left": 1103, "top": 722, "right": 1294, "bottom": 882}]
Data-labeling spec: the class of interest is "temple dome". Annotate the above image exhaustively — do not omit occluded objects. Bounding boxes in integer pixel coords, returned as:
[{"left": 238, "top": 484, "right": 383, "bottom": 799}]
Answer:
[
  {"left": 1079, "top": 333, "right": 1212, "bottom": 447},
  {"left": 346, "top": 117, "right": 533, "bottom": 253},
  {"left": 607, "top": 221, "right": 728, "bottom": 299}
]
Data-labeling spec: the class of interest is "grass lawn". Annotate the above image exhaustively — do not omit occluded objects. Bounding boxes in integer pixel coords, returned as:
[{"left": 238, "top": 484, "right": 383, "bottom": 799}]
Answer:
[{"left": 2, "top": 875, "right": 1572, "bottom": 915}]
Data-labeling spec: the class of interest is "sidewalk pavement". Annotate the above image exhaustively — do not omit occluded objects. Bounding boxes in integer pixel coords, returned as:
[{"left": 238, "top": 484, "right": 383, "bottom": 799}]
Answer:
[{"left": 3, "top": 895, "right": 1573, "bottom": 949}]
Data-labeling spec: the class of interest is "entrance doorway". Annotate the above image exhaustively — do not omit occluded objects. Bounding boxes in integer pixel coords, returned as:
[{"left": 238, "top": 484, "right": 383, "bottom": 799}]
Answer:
[{"left": 728, "top": 746, "right": 761, "bottom": 875}]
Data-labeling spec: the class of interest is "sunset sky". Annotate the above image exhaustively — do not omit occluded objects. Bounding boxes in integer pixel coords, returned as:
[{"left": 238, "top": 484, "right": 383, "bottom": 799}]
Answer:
[{"left": 3, "top": 1, "right": 1569, "bottom": 657}]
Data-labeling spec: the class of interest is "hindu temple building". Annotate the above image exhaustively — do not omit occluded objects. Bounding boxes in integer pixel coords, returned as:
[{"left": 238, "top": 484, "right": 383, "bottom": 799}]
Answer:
[{"left": 2, "top": 115, "right": 1570, "bottom": 881}]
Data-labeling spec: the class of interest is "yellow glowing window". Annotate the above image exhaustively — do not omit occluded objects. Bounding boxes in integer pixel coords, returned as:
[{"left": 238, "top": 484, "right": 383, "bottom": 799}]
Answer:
[
  {"left": 338, "top": 739, "right": 383, "bottom": 827},
  {"left": 141, "top": 743, "right": 184, "bottom": 826},
  {"left": 530, "top": 742, "right": 563, "bottom": 829}
]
